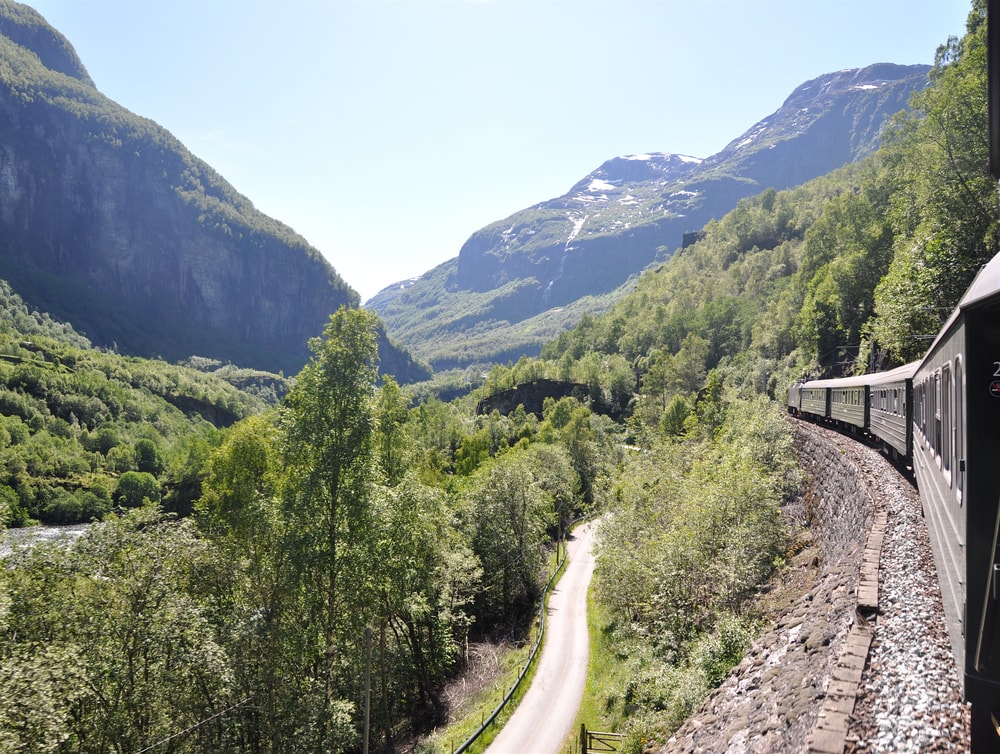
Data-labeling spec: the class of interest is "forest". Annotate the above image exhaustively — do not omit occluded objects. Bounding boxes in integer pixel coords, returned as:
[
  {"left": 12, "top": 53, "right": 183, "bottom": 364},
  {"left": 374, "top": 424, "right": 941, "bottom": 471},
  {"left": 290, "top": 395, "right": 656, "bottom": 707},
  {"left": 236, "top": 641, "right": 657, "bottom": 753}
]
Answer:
[{"left": 0, "top": 1, "right": 997, "bottom": 752}]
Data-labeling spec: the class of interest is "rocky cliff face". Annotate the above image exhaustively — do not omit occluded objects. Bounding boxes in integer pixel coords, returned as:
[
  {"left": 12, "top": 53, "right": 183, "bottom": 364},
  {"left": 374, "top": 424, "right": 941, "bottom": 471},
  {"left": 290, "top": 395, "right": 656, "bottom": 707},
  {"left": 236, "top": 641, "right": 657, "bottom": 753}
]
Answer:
[
  {"left": 371, "top": 64, "right": 930, "bottom": 370},
  {"left": 0, "top": 1, "right": 427, "bottom": 381}
]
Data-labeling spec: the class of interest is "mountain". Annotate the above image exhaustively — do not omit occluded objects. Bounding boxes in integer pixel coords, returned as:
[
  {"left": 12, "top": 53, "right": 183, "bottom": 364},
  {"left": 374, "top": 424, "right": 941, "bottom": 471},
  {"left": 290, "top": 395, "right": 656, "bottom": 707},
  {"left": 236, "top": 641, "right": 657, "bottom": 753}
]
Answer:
[
  {"left": 0, "top": 1, "right": 428, "bottom": 382},
  {"left": 369, "top": 63, "right": 930, "bottom": 371}
]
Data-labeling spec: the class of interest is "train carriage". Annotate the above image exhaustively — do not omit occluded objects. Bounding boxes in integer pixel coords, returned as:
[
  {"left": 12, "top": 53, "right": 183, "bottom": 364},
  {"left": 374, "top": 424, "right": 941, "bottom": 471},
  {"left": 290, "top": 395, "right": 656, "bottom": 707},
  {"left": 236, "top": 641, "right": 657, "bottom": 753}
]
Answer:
[
  {"left": 827, "top": 374, "right": 870, "bottom": 432},
  {"left": 795, "top": 374, "right": 869, "bottom": 431},
  {"left": 868, "top": 361, "right": 918, "bottom": 459},
  {"left": 799, "top": 381, "right": 831, "bottom": 419},
  {"left": 911, "top": 251, "right": 1000, "bottom": 745}
]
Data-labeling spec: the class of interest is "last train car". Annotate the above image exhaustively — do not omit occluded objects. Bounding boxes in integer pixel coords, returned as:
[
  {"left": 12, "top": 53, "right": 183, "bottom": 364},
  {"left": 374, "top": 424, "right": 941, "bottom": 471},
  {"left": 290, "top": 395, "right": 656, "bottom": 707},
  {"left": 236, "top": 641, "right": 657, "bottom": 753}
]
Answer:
[
  {"left": 912, "top": 250, "right": 1000, "bottom": 746},
  {"left": 787, "top": 382, "right": 803, "bottom": 415}
]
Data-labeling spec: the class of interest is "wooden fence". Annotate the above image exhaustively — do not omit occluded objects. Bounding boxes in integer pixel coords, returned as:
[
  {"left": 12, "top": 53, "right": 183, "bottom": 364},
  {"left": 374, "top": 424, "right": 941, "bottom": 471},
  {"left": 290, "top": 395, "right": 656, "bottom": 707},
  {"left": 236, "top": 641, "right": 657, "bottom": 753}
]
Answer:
[{"left": 578, "top": 724, "right": 625, "bottom": 753}]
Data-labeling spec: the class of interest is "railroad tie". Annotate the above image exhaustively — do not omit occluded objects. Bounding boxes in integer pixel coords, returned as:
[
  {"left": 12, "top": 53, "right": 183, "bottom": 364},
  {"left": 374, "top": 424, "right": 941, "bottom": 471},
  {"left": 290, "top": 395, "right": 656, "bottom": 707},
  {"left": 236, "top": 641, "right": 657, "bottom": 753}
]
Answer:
[{"left": 808, "top": 500, "right": 886, "bottom": 753}]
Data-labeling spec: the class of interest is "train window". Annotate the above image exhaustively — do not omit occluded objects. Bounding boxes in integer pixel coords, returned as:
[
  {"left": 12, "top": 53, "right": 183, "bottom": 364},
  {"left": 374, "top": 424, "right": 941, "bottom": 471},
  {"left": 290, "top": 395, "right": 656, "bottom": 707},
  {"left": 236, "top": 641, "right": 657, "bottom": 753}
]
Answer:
[
  {"left": 923, "top": 382, "right": 928, "bottom": 436},
  {"left": 932, "top": 373, "right": 941, "bottom": 456},
  {"left": 923, "top": 382, "right": 929, "bottom": 435},
  {"left": 920, "top": 382, "right": 927, "bottom": 435},
  {"left": 942, "top": 364, "right": 952, "bottom": 473},
  {"left": 956, "top": 357, "right": 964, "bottom": 499}
]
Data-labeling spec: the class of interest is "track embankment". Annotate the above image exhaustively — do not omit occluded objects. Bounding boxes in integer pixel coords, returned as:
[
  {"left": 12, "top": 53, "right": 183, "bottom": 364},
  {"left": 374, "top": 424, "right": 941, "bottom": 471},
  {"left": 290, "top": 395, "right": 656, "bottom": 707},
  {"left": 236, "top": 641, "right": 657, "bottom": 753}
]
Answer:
[{"left": 659, "top": 418, "right": 967, "bottom": 754}]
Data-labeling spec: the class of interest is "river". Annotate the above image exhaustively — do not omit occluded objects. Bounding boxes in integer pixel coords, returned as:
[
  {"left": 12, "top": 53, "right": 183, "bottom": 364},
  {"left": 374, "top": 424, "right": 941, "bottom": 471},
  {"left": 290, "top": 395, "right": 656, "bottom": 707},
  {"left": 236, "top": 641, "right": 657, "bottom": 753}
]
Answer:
[{"left": 0, "top": 523, "right": 91, "bottom": 557}]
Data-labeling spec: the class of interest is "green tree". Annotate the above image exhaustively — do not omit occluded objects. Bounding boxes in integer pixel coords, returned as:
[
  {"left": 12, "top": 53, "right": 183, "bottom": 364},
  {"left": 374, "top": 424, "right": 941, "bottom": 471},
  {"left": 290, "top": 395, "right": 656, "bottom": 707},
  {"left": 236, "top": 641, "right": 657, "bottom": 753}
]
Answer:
[
  {"left": 368, "top": 476, "right": 480, "bottom": 745},
  {"left": 280, "top": 306, "right": 378, "bottom": 747},
  {"left": 660, "top": 393, "right": 692, "bottom": 438},
  {"left": 114, "top": 470, "right": 160, "bottom": 508},
  {"left": 196, "top": 413, "right": 313, "bottom": 751},
  {"left": 468, "top": 453, "right": 552, "bottom": 622},
  {"left": 197, "top": 414, "right": 279, "bottom": 546},
  {"left": 133, "top": 437, "right": 164, "bottom": 475},
  {"left": 409, "top": 397, "right": 462, "bottom": 484},
  {"left": 560, "top": 405, "right": 603, "bottom": 505},
  {"left": 374, "top": 376, "right": 411, "bottom": 486}
]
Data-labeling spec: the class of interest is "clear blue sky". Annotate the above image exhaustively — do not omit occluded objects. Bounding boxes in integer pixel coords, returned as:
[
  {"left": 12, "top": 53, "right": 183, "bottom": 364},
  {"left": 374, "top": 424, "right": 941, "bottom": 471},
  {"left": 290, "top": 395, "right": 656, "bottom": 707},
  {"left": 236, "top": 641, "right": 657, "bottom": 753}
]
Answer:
[{"left": 27, "top": 0, "right": 971, "bottom": 303}]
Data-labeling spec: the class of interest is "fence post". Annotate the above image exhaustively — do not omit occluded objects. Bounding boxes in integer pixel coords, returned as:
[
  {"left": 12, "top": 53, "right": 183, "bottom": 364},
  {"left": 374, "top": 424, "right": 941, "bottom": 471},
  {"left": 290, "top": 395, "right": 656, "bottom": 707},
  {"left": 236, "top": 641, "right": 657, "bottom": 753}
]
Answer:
[{"left": 580, "top": 722, "right": 587, "bottom": 753}]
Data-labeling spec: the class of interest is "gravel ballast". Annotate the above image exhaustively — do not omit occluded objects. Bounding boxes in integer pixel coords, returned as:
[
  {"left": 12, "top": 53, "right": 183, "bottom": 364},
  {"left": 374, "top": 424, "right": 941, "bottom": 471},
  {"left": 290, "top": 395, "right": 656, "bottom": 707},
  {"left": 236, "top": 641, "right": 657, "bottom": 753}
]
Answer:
[{"left": 660, "top": 418, "right": 969, "bottom": 754}]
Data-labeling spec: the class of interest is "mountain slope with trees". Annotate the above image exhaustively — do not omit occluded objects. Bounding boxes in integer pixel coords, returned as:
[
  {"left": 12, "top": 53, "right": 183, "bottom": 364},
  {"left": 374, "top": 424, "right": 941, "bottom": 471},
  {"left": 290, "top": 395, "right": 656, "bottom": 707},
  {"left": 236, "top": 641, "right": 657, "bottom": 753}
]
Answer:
[
  {"left": 0, "top": 280, "right": 276, "bottom": 529},
  {"left": 370, "top": 63, "right": 931, "bottom": 372},
  {"left": 514, "top": 2, "right": 993, "bottom": 747},
  {"left": 0, "top": 1, "right": 428, "bottom": 382}
]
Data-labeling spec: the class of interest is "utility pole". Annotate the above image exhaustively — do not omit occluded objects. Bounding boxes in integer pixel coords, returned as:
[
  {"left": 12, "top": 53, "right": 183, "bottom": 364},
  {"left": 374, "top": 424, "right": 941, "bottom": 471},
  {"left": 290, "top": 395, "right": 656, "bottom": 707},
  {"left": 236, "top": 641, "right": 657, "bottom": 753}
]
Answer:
[{"left": 363, "top": 627, "right": 372, "bottom": 754}]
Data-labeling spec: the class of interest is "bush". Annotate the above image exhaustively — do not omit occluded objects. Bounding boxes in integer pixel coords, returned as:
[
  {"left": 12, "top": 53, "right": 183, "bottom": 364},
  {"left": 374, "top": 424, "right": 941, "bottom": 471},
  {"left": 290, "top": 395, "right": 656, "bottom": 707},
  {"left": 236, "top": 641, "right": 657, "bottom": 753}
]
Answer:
[
  {"left": 114, "top": 471, "right": 160, "bottom": 508},
  {"left": 134, "top": 439, "right": 164, "bottom": 475}
]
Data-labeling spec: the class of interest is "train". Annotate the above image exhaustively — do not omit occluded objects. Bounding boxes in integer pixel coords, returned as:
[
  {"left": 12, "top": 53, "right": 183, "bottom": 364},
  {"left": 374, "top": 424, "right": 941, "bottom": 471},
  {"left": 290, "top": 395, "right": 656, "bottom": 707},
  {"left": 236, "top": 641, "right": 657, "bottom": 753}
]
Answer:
[{"left": 787, "top": 248, "right": 1000, "bottom": 747}]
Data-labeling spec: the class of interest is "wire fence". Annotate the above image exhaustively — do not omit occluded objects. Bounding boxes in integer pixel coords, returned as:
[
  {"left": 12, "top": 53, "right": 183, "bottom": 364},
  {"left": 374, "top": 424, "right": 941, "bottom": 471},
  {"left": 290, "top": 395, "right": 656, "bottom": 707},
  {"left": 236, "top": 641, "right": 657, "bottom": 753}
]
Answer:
[{"left": 450, "top": 530, "right": 572, "bottom": 754}]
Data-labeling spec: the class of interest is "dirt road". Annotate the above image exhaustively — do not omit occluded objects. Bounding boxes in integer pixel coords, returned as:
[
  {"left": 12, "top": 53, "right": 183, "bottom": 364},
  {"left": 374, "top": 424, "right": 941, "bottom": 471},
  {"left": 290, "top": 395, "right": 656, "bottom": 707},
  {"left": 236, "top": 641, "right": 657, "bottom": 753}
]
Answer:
[{"left": 484, "top": 519, "right": 599, "bottom": 754}]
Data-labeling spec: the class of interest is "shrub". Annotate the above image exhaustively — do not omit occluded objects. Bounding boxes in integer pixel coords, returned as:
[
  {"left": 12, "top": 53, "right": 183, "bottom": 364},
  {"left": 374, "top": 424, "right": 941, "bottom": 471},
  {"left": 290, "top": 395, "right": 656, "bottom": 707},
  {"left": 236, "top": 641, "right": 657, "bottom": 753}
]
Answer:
[{"left": 114, "top": 471, "right": 160, "bottom": 508}]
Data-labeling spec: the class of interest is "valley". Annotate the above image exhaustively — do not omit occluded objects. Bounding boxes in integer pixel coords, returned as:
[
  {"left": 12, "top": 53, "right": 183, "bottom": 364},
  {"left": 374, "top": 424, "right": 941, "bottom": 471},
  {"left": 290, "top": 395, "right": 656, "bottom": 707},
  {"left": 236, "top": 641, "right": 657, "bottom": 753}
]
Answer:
[{"left": 0, "top": 1, "right": 991, "bottom": 753}]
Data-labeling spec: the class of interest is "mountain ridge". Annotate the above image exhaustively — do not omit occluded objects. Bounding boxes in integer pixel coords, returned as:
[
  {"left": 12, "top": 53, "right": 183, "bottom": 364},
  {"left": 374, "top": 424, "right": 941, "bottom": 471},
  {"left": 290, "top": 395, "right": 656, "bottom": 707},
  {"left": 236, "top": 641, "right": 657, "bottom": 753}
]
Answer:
[{"left": 369, "top": 63, "right": 930, "bottom": 371}]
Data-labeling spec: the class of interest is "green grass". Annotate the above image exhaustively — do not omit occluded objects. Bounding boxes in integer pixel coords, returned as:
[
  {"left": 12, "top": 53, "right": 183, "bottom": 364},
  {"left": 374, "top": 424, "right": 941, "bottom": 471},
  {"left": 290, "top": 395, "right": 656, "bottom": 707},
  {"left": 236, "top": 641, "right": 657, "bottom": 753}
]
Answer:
[{"left": 561, "top": 589, "right": 632, "bottom": 753}]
